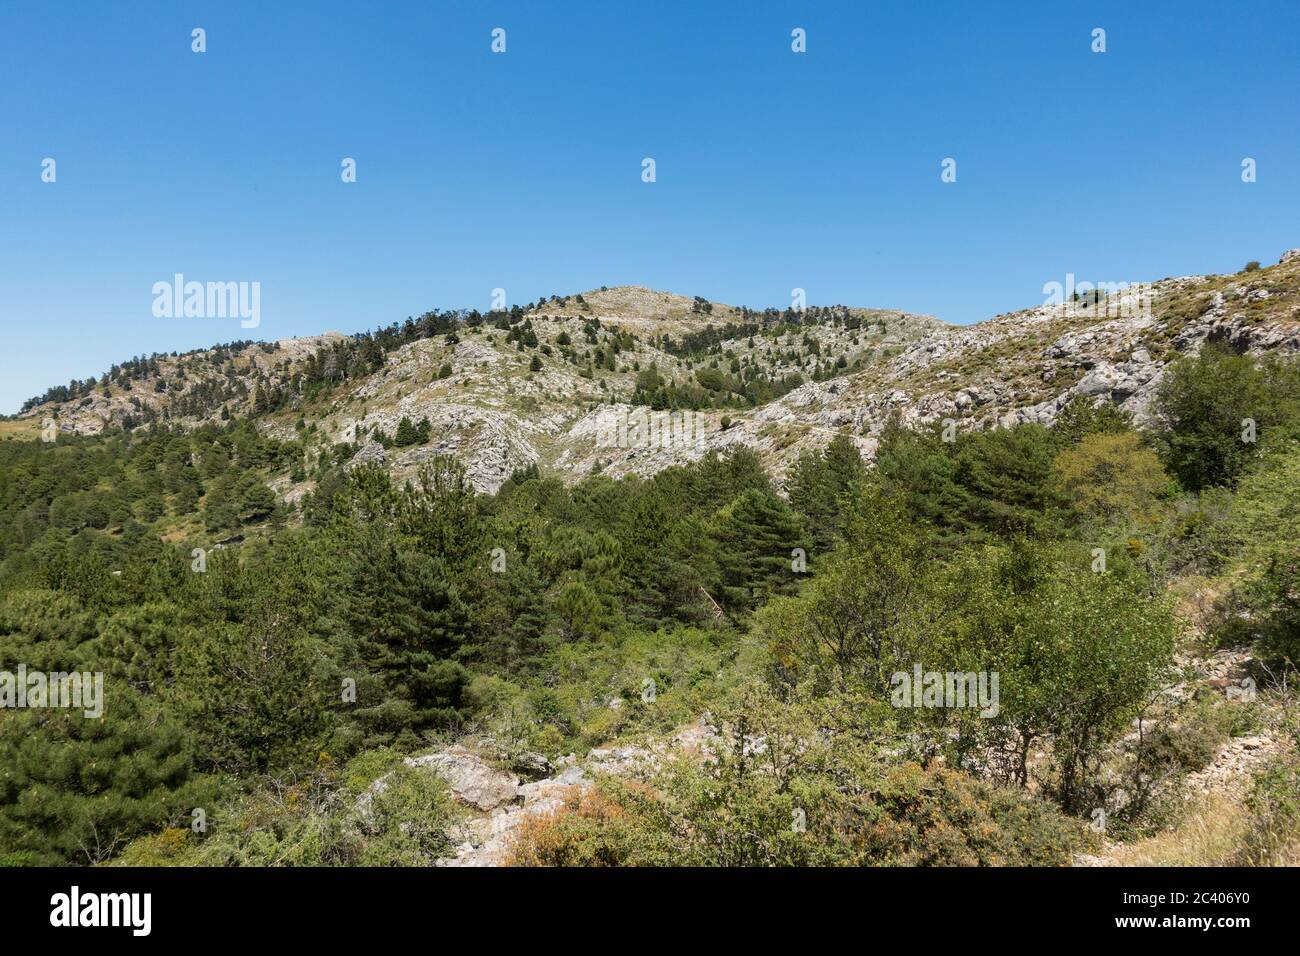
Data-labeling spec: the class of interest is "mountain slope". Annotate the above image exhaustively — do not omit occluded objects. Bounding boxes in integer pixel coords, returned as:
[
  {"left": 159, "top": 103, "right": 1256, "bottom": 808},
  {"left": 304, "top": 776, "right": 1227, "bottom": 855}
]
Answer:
[{"left": 15, "top": 251, "right": 1300, "bottom": 494}]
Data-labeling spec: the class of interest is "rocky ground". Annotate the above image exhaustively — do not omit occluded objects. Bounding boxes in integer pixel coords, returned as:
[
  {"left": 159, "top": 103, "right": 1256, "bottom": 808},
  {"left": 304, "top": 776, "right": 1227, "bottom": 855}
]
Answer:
[{"left": 357, "top": 723, "right": 715, "bottom": 867}]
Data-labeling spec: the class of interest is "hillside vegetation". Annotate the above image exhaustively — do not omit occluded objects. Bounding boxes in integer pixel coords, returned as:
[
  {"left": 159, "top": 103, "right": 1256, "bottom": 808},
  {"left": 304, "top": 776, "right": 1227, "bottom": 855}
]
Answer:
[{"left": 2, "top": 253, "right": 1300, "bottom": 866}]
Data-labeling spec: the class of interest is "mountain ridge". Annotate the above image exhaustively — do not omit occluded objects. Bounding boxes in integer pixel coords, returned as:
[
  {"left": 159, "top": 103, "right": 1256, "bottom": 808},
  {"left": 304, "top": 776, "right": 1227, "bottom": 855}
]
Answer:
[{"left": 13, "top": 254, "right": 1300, "bottom": 494}]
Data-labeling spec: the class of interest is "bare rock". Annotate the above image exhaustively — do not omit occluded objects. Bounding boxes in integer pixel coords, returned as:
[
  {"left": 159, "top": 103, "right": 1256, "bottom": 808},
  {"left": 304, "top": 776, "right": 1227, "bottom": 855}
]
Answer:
[{"left": 403, "top": 745, "right": 520, "bottom": 811}]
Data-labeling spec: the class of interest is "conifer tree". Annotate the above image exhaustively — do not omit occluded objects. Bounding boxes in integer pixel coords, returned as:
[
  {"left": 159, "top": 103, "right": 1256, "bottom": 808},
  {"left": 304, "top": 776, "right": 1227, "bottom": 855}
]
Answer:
[
  {"left": 713, "top": 488, "right": 804, "bottom": 614},
  {"left": 0, "top": 682, "right": 208, "bottom": 865},
  {"left": 340, "top": 533, "right": 470, "bottom": 742},
  {"left": 788, "top": 435, "right": 864, "bottom": 551}
]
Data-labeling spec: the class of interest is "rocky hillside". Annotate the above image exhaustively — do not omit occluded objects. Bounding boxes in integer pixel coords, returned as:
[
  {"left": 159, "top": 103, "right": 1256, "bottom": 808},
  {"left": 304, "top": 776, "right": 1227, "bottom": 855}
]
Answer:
[
  {"left": 365, "top": 645, "right": 1293, "bottom": 869},
  {"left": 16, "top": 251, "right": 1300, "bottom": 494}
]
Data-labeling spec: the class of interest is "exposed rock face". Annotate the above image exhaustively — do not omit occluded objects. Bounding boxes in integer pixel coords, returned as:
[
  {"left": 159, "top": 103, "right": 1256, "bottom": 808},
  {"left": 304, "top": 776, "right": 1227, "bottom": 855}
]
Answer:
[
  {"left": 440, "top": 768, "right": 588, "bottom": 867},
  {"left": 356, "top": 745, "right": 521, "bottom": 824},
  {"left": 346, "top": 440, "right": 386, "bottom": 469}
]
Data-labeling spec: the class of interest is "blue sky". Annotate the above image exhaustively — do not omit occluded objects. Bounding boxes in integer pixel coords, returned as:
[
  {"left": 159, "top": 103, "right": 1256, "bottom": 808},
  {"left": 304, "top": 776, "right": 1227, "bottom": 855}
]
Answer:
[{"left": 2, "top": 0, "right": 1297, "bottom": 413}]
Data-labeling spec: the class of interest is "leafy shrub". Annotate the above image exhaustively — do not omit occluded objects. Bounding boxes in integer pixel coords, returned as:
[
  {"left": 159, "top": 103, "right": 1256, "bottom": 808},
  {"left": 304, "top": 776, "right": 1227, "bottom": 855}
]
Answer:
[
  {"left": 1237, "top": 550, "right": 1300, "bottom": 671},
  {"left": 1154, "top": 345, "right": 1300, "bottom": 491},
  {"left": 506, "top": 785, "right": 668, "bottom": 866},
  {"left": 1142, "top": 701, "right": 1230, "bottom": 773},
  {"left": 1051, "top": 431, "right": 1170, "bottom": 527}
]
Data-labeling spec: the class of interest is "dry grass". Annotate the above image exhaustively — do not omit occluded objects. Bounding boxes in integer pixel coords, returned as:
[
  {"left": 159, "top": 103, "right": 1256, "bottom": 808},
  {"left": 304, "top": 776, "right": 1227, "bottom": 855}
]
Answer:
[
  {"left": 0, "top": 418, "right": 41, "bottom": 441},
  {"left": 1105, "top": 757, "right": 1300, "bottom": 867},
  {"left": 1105, "top": 791, "right": 1250, "bottom": 866}
]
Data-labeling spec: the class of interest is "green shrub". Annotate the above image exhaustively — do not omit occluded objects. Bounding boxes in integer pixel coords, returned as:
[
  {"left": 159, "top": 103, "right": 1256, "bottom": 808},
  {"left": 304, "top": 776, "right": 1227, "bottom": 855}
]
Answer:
[
  {"left": 1142, "top": 700, "right": 1230, "bottom": 773},
  {"left": 1154, "top": 344, "right": 1300, "bottom": 491},
  {"left": 1239, "top": 550, "right": 1300, "bottom": 671},
  {"left": 150, "top": 754, "right": 460, "bottom": 867}
]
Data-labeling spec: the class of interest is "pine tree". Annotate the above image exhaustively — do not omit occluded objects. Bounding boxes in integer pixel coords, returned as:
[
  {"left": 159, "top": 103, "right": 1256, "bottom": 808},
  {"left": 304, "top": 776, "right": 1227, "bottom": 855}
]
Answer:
[
  {"left": 0, "top": 682, "right": 209, "bottom": 865},
  {"left": 172, "top": 570, "right": 326, "bottom": 774},
  {"left": 713, "top": 488, "right": 804, "bottom": 614},
  {"left": 340, "top": 533, "right": 470, "bottom": 742},
  {"left": 394, "top": 416, "right": 418, "bottom": 447},
  {"left": 238, "top": 479, "right": 276, "bottom": 524},
  {"left": 463, "top": 561, "right": 550, "bottom": 672},
  {"left": 788, "top": 435, "right": 865, "bottom": 551}
]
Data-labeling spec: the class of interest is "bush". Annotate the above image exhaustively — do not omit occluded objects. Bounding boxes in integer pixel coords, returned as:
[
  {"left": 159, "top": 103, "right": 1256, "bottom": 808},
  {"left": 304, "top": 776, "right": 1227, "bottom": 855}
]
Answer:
[
  {"left": 1236, "top": 548, "right": 1300, "bottom": 671},
  {"left": 1051, "top": 431, "right": 1169, "bottom": 527},
  {"left": 1142, "top": 699, "right": 1231, "bottom": 774},
  {"left": 506, "top": 785, "right": 668, "bottom": 866},
  {"left": 354, "top": 764, "right": 460, "bottom": 865}
]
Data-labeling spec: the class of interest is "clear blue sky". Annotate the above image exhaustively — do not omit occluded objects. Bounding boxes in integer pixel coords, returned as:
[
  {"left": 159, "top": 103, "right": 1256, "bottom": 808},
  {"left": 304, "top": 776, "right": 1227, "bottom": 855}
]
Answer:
[{"left": 2, "top": 0, "right": 1297, "bottom": 412}]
